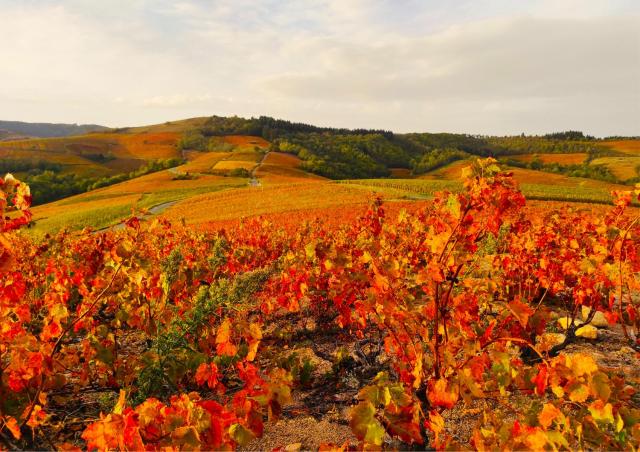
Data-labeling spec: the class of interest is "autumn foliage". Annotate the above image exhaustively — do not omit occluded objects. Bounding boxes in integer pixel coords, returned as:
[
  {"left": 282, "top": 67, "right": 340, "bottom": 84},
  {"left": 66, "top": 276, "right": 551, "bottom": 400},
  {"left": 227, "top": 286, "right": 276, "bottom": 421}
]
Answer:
[{"left": 0, "top": 160, "right": 639, "bottom": 450}]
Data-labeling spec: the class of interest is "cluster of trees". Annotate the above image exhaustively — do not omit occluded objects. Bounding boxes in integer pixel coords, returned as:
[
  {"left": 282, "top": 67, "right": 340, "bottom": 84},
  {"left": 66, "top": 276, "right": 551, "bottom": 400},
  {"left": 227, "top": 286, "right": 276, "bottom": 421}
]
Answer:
[
  {"left": 410, "top": 148, "right": 468, "bottom": 174},
  {"left": 544, "top": 130, "right": 595, "bottom": 140},
  {"left": 200, "top": 115, "right": 264, "bottom": 136},
  {"left": 499, "top": 156, "right": 619, "bottom": 183},
  {"left": 83, "top": 152, "right": 116, "bottom": 163},
  {"left": 0, "top": 158, "right": 63, "bottom": 175},
  {"left": 603, "top": 135, "right": 640, "bottom": 140},
  {"left": 177, "top": 132, "right": 237, "bottom": 152},
  {"left": 275, "top": 134, "right": 402, "bottom": 179},
  {"left": 26, "top": 171, "right": 94, "bottom": 205},
  {"left": 177, "top": 130, "right": 208, "bottom": 151},
  {"left": 256, "top": 116, "right": 393, "bottom": 141},
  {"left": 192, "top": 115, "right": 393, "bottom": 140},
  {"left": 403, "top": 133, "right": 495, "bottom": 156}
]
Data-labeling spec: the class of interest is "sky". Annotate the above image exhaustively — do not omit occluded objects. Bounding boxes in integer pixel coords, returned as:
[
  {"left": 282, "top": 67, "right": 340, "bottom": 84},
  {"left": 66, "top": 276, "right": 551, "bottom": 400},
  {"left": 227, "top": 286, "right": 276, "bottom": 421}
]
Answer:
[{"left": 0, "top": 0, "right": 638, "bottom": 136}]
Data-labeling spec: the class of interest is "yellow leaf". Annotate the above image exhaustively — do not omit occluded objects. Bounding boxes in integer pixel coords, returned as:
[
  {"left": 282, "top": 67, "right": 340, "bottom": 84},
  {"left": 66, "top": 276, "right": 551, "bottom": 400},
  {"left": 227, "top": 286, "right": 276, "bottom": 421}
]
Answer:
[
  {"left": 525, "top": 428, "right": 548, "bottom": 451},
  {"left": 566, "top": 353, "right": 598, "bottom": 377},
  {"left": 382, "top": 387, "right": 392, "bottom": 407},
  {"left": 350, "top": 402, "right": 385, "bottom": 446},
  {"left": 171, "top": 426, "right": 201, "bottom": 449},
  {"left": 551, "top": 385, "right": 565, "bottom": 398},
  {"left": 249, "top": 322, "right": 262, "bottom": 340},
  {"left": 229, "top": 423, "right": 256, "bottom": 446},
  {"left": 246, "top": 341, "right": 260, "bottom": 362},
  {"left": 588, "top": 401, "right": 614, "bottom": 424},
  {"left": 568, "top": 383, "right": 590, "bottom": 403},
  {"left": 49, "top": 303, "right": 68, "bottom": 323},
  {"left": 113, "top": 389, "right": 126, "bottom": 415}
]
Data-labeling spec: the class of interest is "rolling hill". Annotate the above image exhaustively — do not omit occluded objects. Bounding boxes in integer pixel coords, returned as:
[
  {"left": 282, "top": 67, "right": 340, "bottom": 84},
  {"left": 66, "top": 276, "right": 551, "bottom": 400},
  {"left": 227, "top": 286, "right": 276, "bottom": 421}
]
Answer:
[
  {"left": 0, "top": 114, "right": 635, "bottom": 235},
  {"left": 0, "top": 119, "right": 107, "bottom": 137}
]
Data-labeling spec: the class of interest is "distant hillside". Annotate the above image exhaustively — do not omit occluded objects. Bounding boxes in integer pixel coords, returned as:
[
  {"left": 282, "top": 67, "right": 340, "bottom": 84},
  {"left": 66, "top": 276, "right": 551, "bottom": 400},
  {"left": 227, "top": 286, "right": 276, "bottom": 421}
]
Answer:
[
  {"left": 169, "top": 115, "right": 632, "bottom": 181},
  {"left": 2, "top": 114, "right": 639, "bottom": 208},
  {"left": 0, "top": 120, "right": 108, "bottom": 138},
  {"left": 0, "top": 130, "right": 183, "bottom": 205},
  {"left": 0, "top": 129, "right": 30, "bottom": 141}
]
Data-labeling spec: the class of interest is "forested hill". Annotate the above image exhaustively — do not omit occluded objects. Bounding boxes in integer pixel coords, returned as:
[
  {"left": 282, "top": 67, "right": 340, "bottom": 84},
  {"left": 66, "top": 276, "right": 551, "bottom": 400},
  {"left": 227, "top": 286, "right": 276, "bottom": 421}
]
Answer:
[
  {"left": 0, "top": 120, "right": 108, "bottom": 138},
  {"left": 176, "top": 115, "right": 632, "bottom": 181}
]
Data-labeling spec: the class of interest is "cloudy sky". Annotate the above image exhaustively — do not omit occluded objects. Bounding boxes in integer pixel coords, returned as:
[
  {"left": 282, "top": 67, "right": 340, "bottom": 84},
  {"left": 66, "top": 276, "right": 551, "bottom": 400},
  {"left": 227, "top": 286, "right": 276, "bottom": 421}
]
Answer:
[{"left": 0, "top": 0, "right": 638, "bottom": 135}]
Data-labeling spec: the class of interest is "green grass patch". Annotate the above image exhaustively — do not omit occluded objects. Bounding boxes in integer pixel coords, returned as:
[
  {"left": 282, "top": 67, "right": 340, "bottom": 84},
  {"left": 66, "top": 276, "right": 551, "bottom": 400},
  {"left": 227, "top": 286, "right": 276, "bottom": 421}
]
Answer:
[{"left": 28, "top": 179, "right": 248, "bottom": 237}]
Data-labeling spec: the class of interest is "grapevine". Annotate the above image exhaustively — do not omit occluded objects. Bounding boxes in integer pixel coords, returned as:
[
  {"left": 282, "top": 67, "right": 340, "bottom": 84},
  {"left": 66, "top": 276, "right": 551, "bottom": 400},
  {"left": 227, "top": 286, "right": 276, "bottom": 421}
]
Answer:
[{"left": 0, "top": 163, "right": 639, "bottom": 450}]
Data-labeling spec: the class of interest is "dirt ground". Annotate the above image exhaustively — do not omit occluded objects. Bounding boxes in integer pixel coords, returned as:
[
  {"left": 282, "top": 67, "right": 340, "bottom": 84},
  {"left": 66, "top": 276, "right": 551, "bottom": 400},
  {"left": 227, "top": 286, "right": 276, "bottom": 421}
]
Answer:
[{"left": 244, "top": 312, "right": 640, "bottom": 450}]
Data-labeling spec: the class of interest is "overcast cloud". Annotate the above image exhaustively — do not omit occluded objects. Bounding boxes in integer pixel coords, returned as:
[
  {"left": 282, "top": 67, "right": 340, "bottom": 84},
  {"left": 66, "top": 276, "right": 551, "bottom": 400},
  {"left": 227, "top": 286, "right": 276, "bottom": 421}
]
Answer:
[{"left": 0, "top": 0, "right": 638, "bottom": 135}]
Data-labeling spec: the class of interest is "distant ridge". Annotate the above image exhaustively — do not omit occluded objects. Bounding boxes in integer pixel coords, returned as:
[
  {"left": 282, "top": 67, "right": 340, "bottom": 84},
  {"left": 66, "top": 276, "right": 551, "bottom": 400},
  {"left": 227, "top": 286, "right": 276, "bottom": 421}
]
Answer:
[
  {"left": 0, "top": 129, "right": 30, "bottom": 141},
  {"left": 0, "top": 120, "right": 108, "bottom": 138}
]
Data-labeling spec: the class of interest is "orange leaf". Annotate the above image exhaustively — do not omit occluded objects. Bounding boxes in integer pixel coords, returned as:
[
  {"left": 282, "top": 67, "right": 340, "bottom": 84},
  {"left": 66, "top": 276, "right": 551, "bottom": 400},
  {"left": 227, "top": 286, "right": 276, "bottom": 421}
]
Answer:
[
  {"left": 508, "top": 298, "right": 534, "bottom": 328},
  {"left": 3, "top": 416, "right": 21, "bottom": 440},
  {"left": 538, "top": 403, "right": 561, "bottom": 429},
  {"left": 216, "top": 319, "right": 237, "bottom": 356},
  {"left": 82, "top": 414, "right": 123, "bottom": 452},
  {"left": 531, "top": 364, "right": 548, "bottom": 396},
  {"left": 427, "top": 378, "right": 459, "bottom": 409},
  {"left": 195, "top": 362, "right": 220, "bottom": 389}
]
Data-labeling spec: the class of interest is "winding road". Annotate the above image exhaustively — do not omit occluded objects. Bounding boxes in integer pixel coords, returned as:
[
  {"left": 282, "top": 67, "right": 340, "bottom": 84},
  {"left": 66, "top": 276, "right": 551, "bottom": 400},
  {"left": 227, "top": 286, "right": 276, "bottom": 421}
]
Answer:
[{"left": 249, "top": 150, "right": 270, "bottom": 187}]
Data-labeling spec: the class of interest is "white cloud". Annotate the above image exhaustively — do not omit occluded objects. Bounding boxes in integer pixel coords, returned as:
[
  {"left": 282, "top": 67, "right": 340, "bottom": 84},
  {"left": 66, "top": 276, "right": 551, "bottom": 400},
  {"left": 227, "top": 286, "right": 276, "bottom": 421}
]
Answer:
[{"left": 0, "top": 0, "right": 637, "bottom": 135}]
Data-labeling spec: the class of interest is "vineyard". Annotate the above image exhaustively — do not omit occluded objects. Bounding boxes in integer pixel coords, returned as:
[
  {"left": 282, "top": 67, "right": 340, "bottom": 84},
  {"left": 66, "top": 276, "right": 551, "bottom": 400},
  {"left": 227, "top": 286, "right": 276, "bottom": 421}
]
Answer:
[
  {"left": 341, "top": 178, "right": 638, "bottom": 206},
  {"left": 1, "top": 159, "right": 640, "bottom": 450}
]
